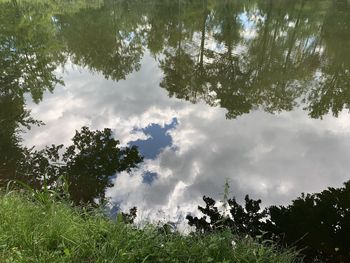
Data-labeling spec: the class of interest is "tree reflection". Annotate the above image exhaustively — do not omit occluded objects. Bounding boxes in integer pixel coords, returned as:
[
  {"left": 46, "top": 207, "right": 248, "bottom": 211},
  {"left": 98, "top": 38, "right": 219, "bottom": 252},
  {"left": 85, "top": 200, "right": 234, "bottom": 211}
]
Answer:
[
  {"left": 0, "top": 0, "right": 64, "bottom": 185},
  {"left": 304, "top": 0, "right": 350, "bottom": 118},
  {"left": 2, "top": 125, "right": 143, "bottom": 205},
  {"left": 188, "top": 181, "right": 350, "bottom": 262},
  {"left": 62, "top": 127, "right": 143, "bottom": 204},
  {"left": 0, "top": 0, "right": 65, "bottom": 102},
  {"left": 55, "top": 0, "right": 146, "bottom": 81},
  {"left": 0, "top": 0, "right": 143, "bottom": 204},
  {"left": 155, "top": 0, "right": 349, "bottom": 119},
  {"left": 1, "top": 0, "right": 350, "bottom": 202},
  {"left": 2, "top": 0, "right": 348, "bottom": 119},
  {"left": 0, "top": 1, "right": 350, "bottom": 259}
]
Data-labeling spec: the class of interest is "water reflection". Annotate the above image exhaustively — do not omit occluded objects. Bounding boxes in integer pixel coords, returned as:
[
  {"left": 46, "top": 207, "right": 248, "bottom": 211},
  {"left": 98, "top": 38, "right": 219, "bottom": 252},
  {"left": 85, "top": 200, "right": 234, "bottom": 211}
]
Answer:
[
  {"left": 58, "top": 0, "right": 350, "bottom": 119},
  {"left": 0, "top": 0, "right": 350, "bottom": 209},
  {"left": 157, "top": 0, "right": 350, "bottom": 119},
  {"left": 2, "top": 0, "right": 349, "bottom": 117},
  {"left": 0, "top": 0, "right": 64, "bottom": 186}
]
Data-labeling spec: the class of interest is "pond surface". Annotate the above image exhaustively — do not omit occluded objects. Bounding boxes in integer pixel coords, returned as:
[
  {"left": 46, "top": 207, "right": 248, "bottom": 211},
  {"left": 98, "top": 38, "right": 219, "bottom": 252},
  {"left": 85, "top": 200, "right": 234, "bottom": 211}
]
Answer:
[{"left": 1, "top": 0, "right": 350, "bottom": 221}]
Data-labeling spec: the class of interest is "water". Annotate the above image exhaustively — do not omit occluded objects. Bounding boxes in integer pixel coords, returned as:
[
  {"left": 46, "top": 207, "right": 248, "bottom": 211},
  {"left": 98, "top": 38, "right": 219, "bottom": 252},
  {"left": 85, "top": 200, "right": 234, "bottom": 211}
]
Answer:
[{"left": 1, "top": 0, "right": 350, "bottom": 220}]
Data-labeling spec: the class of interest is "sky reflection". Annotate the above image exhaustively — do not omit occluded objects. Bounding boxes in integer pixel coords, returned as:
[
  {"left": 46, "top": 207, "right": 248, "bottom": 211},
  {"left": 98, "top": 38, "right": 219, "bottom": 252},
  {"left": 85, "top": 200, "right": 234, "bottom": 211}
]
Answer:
[{"left": 22, "top": 53, "right": 350, "bottom": 222}]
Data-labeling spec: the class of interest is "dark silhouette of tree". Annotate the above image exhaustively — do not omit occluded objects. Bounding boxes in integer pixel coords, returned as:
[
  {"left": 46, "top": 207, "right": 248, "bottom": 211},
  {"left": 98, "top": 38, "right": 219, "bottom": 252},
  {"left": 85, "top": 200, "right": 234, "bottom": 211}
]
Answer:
[
  {"left": 0, "top": 0, "right": 64, "bottom": 186},
  {"left": 187, "top": 195, "right": 267, "bottom": 237},
  {"left": 188, "top": 180, "right": 350, "bottom": 262},
  {"left": 15, "top": 145, "right": 63, "bottom": 189},
  {"left": 0, "top": 0, "right": 144, "bottom": 203},
  {"left": 16, "top": 127, "right": 143, "bottom": 205},
  {"left": 266, "top": 181, "right": 350, "bottom": 262},
  {"left": 0, "top": 94, "right": 36, "bottom": 186},
  {"left": 121, "top": 206, "right": 137, "bottom": 224},
  {"left": 61, "top": 127, "right": 143, "bottom": 204}
]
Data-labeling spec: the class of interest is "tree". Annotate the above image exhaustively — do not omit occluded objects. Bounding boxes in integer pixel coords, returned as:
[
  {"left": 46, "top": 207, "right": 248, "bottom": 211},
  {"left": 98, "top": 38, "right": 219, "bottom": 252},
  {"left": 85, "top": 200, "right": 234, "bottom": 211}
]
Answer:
[
  {"left": 62, "top": 127, "right": 143, "bottom": 204},
  {"left": 0, "top": 0, "right": 65, "bottom": 186},
  {"left": 56, "top": 0, "right": 146, "bottom": 81},
  {"left": 187, "top": 194, "right": 267, "bottom": 237},
  {"left": 16, "top": 127, "right": 143, "bottom": 205},
  {"left": 188, "top": 180, "right": 350, "bottom": 262},
  {"left": 0, "top": 0, "right": 145, "bottom": 205},
  {"left": 303, "top": 0, "right": 350, "bottom": 118},
  {"left": 266, "top": 181, "right": 350, "bottom": 262}
]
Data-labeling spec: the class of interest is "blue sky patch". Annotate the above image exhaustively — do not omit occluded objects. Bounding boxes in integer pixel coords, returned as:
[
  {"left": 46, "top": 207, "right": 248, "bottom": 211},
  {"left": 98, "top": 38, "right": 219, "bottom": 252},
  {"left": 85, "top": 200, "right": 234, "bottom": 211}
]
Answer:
[
  {"left": 129, "top": 118, "right": 178, "bottom": 160},
  {"left": 142, "top": 171, "right": 158, "bottom": 185}
]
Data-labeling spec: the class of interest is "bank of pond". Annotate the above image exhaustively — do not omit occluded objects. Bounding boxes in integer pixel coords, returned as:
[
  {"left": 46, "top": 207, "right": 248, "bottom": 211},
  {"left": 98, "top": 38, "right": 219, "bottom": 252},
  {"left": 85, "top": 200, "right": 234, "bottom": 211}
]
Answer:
[
  {"left": 0, "top": 179, "right": 349, "bottom": 262},
  {"left": 0, "top": 191, "right": 298, "bottom": 263}
]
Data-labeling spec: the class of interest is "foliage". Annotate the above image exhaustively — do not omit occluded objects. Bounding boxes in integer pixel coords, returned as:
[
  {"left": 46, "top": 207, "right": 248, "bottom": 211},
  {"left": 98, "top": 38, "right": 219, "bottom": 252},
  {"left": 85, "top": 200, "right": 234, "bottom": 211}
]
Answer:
[
  {"left": 0, "top": 191, "right": 300, "bottom": 263},
  {"left": 187, "top": 195, "right": 267, "bottom": 237},
  {"left": 266, "top": 181, "right": 350, "bottom": 262},
  {"left": 1, "top": 1, "right": 349, "bottom": 261},
  {"left": 0, "top": 0, "right": 65, "bottom": 186},
  {"left": 0, "top": 0, "right": 144, "bottom": 205},
  {"left": 2, "top": 0, "right": 349, "bottom": 119},
  {"left": 15, "top": 126, "right": 143, "bottom": 205},
  {"left": 188, "top": 181, "right": 350, "bottom": 262}
]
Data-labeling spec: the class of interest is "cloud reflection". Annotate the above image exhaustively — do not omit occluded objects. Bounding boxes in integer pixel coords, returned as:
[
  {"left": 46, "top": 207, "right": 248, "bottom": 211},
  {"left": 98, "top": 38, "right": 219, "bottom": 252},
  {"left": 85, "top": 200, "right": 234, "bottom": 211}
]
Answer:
[{"left": 23, "top": 53, "right": 350, "bottom": 223}]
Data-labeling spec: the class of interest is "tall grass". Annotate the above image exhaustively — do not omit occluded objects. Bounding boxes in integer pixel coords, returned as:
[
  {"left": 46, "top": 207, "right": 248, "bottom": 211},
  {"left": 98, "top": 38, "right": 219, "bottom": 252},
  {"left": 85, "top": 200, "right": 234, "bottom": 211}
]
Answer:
[{"left": 0, "top": 191, "right": 301, "bottom": 262}]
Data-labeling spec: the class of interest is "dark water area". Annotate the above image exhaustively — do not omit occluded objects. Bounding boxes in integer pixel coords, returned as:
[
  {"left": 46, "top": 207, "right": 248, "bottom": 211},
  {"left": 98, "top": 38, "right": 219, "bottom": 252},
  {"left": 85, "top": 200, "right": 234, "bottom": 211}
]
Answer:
[{"left": 1, "top": 0, "right": 350, "bottom": 224}]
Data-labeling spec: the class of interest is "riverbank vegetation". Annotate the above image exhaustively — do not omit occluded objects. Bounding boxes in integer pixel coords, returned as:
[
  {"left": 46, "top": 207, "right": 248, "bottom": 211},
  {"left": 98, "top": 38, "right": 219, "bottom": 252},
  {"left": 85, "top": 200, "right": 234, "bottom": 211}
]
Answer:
[
  {"left": 188, "top": 181, "right": 350, "bottom": 262},
  {"left": 0, "top": 190, "right": 300, "bottom": 263},
  {"left": 1, "top": 121, "right": 349, "bottom": 262},
  {"left": 1, "top": 179, "right": 349, "bottom": 262},
  {"left": 1, "top": 0, "right": 350, "bottom": 262}
]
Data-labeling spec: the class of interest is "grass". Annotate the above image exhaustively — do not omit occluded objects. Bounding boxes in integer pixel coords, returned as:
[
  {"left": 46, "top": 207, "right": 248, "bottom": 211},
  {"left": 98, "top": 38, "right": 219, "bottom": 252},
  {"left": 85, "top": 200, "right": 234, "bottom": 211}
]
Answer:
[{"left": 0, "top": 191, "right": 301, "bottom": 263}]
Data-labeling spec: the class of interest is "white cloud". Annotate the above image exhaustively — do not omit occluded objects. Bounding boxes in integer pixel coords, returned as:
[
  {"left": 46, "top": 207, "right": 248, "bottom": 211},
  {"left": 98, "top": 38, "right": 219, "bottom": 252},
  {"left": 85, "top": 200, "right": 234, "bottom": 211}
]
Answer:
[{"left": 22, "top": 52, "right": 350, "bottom": 224}]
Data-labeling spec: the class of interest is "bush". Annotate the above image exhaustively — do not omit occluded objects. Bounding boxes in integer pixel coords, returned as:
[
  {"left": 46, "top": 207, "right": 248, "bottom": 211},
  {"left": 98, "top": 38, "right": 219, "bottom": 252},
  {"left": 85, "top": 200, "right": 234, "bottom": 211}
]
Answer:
[{"left": 0, "top": 191, "right": 300, "bottom": 262}]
